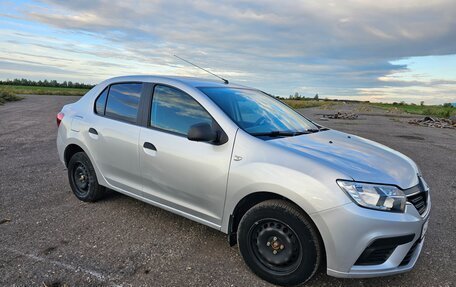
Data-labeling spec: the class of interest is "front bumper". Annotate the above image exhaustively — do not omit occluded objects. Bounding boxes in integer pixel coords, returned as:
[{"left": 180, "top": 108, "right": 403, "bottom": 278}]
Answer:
[{"left": 310, "top": 195, "right": 430, "bottom": 278}]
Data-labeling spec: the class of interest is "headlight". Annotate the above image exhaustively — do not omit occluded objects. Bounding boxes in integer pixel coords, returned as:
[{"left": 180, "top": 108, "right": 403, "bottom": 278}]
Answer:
[{"left": 337, "top": 180, "right": 406, "bottom": 212}]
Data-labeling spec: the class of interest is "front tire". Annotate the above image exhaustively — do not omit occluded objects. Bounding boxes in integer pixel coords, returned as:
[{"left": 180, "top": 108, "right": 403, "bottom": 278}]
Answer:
[
  {"left": 237, "top": 200, "right": 322, "bottom": 286},
  {"left": 68, "top": 152, "right": 105, "bottom": 202}
]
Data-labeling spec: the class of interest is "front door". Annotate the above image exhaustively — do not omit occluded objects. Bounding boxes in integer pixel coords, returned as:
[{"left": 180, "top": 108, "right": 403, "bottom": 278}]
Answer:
[{"left": 139, "top": 85, "right": 234, "bottom": 226}]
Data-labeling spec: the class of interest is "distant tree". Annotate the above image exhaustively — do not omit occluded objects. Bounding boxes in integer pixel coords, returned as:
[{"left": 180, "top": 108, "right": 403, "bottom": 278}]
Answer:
[
  {"left": 420, "top": 101, "right": 424, "bottom": 106},
  {"left": 0, "top": 78, "right": 94, "bottom": 89},
  {"left": 313, "top": 93, "right": 319, "bottom": 100},
  {"left": 292, "top": 92, "right": 303, "bottom": 100},
  {"left": 442, "top": 103, "right": 453, "bottom": 107}
]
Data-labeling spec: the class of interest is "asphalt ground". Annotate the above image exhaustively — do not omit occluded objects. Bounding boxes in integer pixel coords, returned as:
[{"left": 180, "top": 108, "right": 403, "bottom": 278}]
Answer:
[{"left": 0, "top": 95, "right": 455, "bottom": 286}]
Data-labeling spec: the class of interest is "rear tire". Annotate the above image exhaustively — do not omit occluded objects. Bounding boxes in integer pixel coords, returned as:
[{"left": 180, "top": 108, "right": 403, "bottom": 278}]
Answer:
[
  {"left": 68, "top": 152, "right": 105, "bottom": 202},
  {"left": 237, "top": 199, "right": 321, "bottom": 286}
]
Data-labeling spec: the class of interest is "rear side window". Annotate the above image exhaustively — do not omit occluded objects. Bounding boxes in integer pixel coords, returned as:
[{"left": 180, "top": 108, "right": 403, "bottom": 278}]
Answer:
[
  {"left": 105, "top": 83, "right": 142, "bottom": 124},
  {"left": 95, "top": 87, "right": 108, "bottom": 115},
  {"left": 150, "top": 85, "right": 212, "bottom": 135}
]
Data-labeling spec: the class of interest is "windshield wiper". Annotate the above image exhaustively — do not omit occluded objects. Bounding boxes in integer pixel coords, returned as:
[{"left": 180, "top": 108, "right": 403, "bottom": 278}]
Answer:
[
  {"left": 250, "top": 130, "right": 310, "bottom": 137},
  {"left": 307, "top": 127, "right": 330, "bottom": 133}
]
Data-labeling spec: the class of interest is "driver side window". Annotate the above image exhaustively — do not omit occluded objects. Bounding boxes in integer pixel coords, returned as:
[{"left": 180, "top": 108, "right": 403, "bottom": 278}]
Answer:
[{"left": 150, "top": 85, "right": 213, "bottom": 136}]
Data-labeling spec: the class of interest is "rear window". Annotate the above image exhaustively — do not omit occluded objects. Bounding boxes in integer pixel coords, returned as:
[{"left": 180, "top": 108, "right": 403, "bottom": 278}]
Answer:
[{"left": 104, "top": 83, "right": 142, "bottom": 124}]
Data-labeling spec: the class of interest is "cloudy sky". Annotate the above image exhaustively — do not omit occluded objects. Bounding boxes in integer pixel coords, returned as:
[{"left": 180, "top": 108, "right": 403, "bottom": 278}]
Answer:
[{"left": 1, "top": 0, "right": 456, "bottom": 104}]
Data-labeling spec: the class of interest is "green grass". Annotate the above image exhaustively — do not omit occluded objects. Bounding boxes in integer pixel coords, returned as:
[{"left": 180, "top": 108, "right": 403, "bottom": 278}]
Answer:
[
  {"left": 282, "top": 99, "right": 335, "bottom": 109},
  {"left": 0, "top": 85, "right": 90, "bottom": 96},
  {"left": 284, "top": 99, "right": 455, "bottom": 118},
  {"left": 0, "top": 89, "right": 23, "bottom": 105},
  {"left": 373, "top": 103, "right": 456, "bottom": 118}
]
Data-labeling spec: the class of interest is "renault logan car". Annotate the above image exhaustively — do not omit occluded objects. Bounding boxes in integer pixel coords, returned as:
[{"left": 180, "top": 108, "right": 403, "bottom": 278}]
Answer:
[{"left": 56, "top": 76, "right": 430, "bottom": 286}]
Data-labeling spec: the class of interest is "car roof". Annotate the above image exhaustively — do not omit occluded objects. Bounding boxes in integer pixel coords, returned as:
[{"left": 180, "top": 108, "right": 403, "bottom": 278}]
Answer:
[{"left": 105, "top": 75, "right": 249, "bottom": 89}]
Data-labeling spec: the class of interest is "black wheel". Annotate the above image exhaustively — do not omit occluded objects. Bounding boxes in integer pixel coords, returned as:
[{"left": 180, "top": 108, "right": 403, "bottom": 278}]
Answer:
[
  {"left": 68, "top": 152, "right": 105, "bottom": 202},
  {"left": 238, "top": 200, "right": 322, "bottom": 286}
]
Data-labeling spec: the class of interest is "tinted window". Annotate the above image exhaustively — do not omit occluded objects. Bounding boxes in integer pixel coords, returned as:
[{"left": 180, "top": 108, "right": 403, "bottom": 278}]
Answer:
[
  {"left": 237, "top": 99, "right": 260, "bottom": 123},
  {"left": 105, "top": 83, "right": 142, "bottom": 123},
  {"left": 150, "top": 85, "right": 212, "bottom": 135},
  {"left": 200, "top": 87, "right": 318, "bottom": 135},
  {"left": 95, "top": 87, "right": 108, "bottom": 115}
]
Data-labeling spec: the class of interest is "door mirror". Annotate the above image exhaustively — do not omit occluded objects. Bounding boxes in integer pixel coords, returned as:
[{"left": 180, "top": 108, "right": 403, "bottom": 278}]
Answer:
[{"left": 187, "top": 122, "right": 218, "bottom": 143}]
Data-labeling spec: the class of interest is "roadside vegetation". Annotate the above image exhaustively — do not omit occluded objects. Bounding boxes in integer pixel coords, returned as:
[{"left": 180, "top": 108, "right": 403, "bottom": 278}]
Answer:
[
  {"left": 0, "top": 88, "right": 23, "bottom": 105},
  {"left": 0, "top": 78, "right": 93, "bottom": 89},
  {"left": 372, "top": 102, "right": 456, "bottom": 118},
  {"left": 280, "top": 93, "right": 455, "bottom": 118},
  {"left": 279, "top": 93, "right": 364, "bottom": 110},
  {"left": 0, "top": 78, "right": 92, "bottom": 96},
  {"left": 0, "top": 85, "right": 90, "bottom": 96},
  {"left": 282, "top": 99, "right": 335, "bottom": 109}
]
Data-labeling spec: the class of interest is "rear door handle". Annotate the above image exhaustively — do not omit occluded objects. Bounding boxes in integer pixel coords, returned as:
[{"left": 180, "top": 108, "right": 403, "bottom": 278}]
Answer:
[
  {"left": 89, "top": 128, "right": 98, "bottom": 135},
  {"left": 143, "top": 142, "right": 157, "bottom": 151}
]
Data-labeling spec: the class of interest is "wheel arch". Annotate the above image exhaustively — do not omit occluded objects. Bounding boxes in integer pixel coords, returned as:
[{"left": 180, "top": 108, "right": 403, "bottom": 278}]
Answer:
[
  {"left": 64, "top": 143, "right": 86, "bottom": 167},
  {"left": 228, "top": 192, "right": 326, "bottom": 256},
  {"left": 63, "top": 141, "right": 109, "bottom": 190}
]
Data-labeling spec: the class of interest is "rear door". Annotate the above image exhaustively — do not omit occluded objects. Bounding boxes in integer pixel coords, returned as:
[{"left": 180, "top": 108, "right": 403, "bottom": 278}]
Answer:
[
  {"left": 86, "top": 82, "right": 143, "bottom": 193},
  {"left": 139, "top": 84, "right": 235, "bottom": 226}
]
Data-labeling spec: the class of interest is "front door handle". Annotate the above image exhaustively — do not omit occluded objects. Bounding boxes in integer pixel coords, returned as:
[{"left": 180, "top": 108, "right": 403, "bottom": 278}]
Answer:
[
  {"left": 143, "top": 142, "right": 157, "bottom": 151},
  {"left": 89, "top": 128, "right": 98, "bottom": 135}
]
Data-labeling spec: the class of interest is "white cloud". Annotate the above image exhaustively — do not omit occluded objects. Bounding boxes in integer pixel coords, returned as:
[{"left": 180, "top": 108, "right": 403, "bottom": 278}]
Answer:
[{"left": 0, "top": 0, "right": 455, "bottom": 103}]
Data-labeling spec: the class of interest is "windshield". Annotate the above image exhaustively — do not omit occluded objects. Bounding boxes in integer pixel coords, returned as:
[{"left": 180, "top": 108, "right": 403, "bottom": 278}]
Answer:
[{"left": 199, "top": 87, "right": 319, "bottom": 137}]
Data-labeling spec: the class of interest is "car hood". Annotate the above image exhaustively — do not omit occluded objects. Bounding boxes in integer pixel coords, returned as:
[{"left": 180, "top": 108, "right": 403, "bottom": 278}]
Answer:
[{"left": 270, "top": 130, "right": 419, "bottom": 189}]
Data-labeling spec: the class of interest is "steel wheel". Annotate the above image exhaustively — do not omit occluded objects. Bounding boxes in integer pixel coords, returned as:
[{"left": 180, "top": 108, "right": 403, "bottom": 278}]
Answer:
[
  {"left": 249, "top": 218, "right": 302, "bottom": 275},
  {"left": 67, "top": 151, "right": 105, "bottom": 202},
  {"left": 72, "top": 162, "right": 90, "bottom": 196},
  {"left": 238, "top": 200, "right": 322, "bottom": 286}
]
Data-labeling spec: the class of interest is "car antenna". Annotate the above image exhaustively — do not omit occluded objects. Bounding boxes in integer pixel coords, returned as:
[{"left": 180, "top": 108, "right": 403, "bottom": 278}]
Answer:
[{"left": 174, "top": 54, "right": 229, "bottom": 84}]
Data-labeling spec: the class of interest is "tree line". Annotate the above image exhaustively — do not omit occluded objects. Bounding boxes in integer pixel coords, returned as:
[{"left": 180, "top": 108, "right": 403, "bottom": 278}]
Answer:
[
  {"left": 276, "top": 92, "right": 371, "bottom": 103},
  {"left": 0, "top": 78, "right": 94, "bottom": 89}
]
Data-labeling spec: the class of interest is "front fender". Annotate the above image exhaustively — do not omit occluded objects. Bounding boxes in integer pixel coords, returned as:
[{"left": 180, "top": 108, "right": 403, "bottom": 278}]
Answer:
[{"left": 221, "top": 161, "right": 351, "bottom": 233}]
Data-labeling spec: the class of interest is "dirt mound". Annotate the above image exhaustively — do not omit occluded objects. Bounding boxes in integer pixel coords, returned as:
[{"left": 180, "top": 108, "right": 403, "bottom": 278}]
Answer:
[
  {"left": 321, "top": 112, "right": 359, "bottom": 120},
  {"left": 408, "top": 116, "right": 456, "bottom": 129}
]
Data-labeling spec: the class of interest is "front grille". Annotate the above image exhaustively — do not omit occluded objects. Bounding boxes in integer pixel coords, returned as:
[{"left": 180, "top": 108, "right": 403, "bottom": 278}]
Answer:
[
  {"left": 355, "top": 234, "right": 414, "bottom": 266},
  {"left": 400, "top": 239, "right": 421, "bottom": 266},
  {"left": 404, "top": 177, "right": 429, "bottom": 215},
  {"left": 407, "top": 192, "right": 427, "bottom": 215}
]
